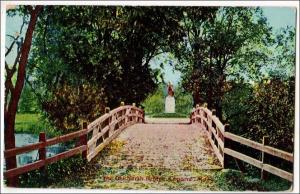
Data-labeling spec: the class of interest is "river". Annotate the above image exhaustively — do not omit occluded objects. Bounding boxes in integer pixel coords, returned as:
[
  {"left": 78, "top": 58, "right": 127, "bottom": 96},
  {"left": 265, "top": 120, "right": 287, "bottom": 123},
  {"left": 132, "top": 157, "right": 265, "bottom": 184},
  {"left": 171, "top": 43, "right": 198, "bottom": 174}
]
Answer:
[{"left": 3, "top": 133, "right": 69, "bottom": 170}]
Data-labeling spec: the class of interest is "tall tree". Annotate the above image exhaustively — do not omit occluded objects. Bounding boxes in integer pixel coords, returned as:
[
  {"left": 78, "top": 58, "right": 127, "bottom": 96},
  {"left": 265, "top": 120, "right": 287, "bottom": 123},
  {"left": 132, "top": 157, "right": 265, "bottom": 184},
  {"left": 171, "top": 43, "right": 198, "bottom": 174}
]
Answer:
[
  {"left": 174, "top": 7, "right": 272, "bottom": 119},
  {"left": 27, "top": 6, "right": 185, "bottom": 132},
  {"left": 4, "top": 5, "right": 43, "bottom": 186}
]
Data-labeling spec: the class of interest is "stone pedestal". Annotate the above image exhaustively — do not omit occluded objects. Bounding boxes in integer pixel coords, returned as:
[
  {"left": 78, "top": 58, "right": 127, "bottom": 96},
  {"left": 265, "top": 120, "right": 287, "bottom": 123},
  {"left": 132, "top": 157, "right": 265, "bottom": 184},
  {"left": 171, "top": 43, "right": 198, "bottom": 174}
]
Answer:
[{"left": 165, "top": 96, "right": 175, "bottom": 113}]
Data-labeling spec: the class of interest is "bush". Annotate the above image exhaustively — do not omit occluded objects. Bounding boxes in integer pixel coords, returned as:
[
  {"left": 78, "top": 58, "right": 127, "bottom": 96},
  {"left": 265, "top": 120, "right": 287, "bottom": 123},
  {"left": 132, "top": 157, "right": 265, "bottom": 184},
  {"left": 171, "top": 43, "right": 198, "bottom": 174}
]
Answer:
[
  {"left": 223, "top": 77, "right": 295, "bottom": 152},
  {"left": 19, "top": 155, "right": 86, "bottom": 187}
]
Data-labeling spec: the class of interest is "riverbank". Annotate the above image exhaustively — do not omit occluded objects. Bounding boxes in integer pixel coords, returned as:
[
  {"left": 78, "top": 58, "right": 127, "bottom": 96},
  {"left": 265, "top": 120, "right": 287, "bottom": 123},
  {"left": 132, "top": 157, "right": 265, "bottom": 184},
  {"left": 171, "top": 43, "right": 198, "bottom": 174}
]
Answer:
[{"left": 15, "top": 113, "right": 60, "bottom": 136}]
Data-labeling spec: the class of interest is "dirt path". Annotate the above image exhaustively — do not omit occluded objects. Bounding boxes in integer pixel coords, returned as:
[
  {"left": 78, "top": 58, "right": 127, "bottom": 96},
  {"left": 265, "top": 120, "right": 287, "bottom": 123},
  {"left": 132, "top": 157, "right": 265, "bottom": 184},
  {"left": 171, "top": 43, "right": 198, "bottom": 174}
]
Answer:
[
  {"left": 51, "top": 123, "right": 223, "bottom": 190},
  {"left": 110, "top": 123, "right": 221, "bottom": 170}
]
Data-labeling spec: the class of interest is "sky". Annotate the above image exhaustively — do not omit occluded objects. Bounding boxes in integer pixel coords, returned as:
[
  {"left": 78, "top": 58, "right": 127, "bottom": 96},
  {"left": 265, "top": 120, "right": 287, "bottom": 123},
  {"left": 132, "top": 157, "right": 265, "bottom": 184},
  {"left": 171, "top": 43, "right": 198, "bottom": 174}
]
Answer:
[{"left": 5, "top": 7, "right": 297, "bottom": 86}]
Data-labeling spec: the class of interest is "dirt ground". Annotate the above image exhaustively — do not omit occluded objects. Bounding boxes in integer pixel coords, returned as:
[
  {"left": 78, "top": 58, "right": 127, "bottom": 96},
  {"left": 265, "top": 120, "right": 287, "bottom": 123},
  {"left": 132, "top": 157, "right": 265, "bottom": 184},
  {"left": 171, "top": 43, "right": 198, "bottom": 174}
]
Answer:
[{"left": 51, "top": 122, "right": 223, "bottom": 190}]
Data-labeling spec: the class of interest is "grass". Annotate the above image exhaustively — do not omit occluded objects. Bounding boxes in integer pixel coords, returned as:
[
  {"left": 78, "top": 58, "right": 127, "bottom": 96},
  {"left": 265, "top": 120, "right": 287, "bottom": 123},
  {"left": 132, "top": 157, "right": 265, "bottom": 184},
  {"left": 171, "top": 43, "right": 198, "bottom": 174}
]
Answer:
[
  {"left": 147, "top": 112, "right": 189, "bottom": 118},
  {"left": 214, "top": 169, "right": 292, "bottom": 191},
  {"left": 15, "top": 113, "right": 60, "bottom": 136}
]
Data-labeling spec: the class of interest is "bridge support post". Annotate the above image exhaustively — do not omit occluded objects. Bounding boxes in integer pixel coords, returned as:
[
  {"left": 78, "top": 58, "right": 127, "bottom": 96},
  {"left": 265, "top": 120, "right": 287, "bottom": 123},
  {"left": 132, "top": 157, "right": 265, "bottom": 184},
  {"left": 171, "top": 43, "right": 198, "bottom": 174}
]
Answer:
[
  {"left": 132, "top": 103, "right": 137, "bottom": 122},
  {"left": 105, "top": 107, "right": 110, "bottom": 114},
  {"left": 142, "top": 110, "right": 145, "bottom": 123},
  {"left": 223, "top": 124, "right": 230, "bottom": 168},
  {"left": 261, "top": 136, "right": 269, "bottom": 180},
  {"left": 39, "top": 132, "right": 47, "bottom": 184},
  {"left": 195, "top": 104, "right": 200, "bottom": 123},
  {"left": 210, "top": 109, "right": 216, "bottom": 138},
  {"left": 81, "top": 122, "right": 88, "bottom": 160}
]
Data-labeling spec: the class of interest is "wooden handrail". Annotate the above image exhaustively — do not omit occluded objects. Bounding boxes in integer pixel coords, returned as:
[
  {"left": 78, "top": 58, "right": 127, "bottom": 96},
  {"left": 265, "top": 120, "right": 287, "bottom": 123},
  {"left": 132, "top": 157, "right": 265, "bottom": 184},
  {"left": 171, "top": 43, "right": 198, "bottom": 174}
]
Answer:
[
  {"left": 4, "top": 129, "right": 87, "bottom": 158},
  {"left": 224, "top": 148, "right": 293, "bottom": 182},
  {"left": 4, "top": 104, "right": 145, "bottom": 183},
  {"left": 190, "top": 105, "right": 294, "bottom": 182},
  {"left": 4, "top": 145, "right": 87, "bottom": 178},
  {"left": 225, "top": 132, "right": 293, "bottom": 162},
  {"left": 86, "top": 105, "right": 144, "bottom": 161}
]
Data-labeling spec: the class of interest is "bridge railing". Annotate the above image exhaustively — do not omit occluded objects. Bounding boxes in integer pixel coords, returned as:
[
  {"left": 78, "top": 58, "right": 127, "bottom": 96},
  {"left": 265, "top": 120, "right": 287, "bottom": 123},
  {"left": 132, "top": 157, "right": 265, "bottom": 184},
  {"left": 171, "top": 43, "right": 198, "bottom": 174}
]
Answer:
[
  {"left": 3, "top": 103, "right": 144, "bottom": 185},
  {"left": 191, "top": 104, "right": 294, "bottom": 182},
  {"left": 191, "top": 104, "right": 225, "bottom": 167},
  {"left": 86, "top": 104, "right": 144, "bottom": 161},
  {"left": 4, "top": 129, "right": 88, "bottom": 180}
]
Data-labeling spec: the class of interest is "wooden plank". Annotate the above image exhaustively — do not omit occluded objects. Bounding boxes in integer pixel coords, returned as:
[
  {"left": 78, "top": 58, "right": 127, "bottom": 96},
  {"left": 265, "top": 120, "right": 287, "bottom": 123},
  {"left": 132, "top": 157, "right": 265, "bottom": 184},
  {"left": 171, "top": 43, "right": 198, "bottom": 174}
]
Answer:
[
  {"left": 264, "top": 146, "right": 293, "bottom": 162},
  {"left": 211, "top": 116, "right": 225, "bottom": 135},
  {"left": 263, "top": 164, "right": 293, "bottom": 182},
  {"left": 87, "top": 114, "right": 128, "bottom": 148},
  {"left": 46, "top": 145, "right": 86, "bottom": 164},
  {"left": 87, "top": 125, "right": 110, "bottom": 147},
  {"left": 4, "top": 160, "right": 45, "bottom": 178},
  {"left": 210, "top": 126, "right": 224, "bottom": 150},
  {"left": 224, "top": 148, "right": 263, "bottom": 169},
  {"left": 225, "top": 132, "right": 293, "bottom": 162},
  {"left": 4, "top": 142, "right": 44, "bottom": 158},
  {"left": 88, "top": 114, "right": 110, "bottom": 132},
  {"left": 127, "top": 114, "right": 144, "bottom": 119},
  {"left": 207, "top": 134, "right": 223, "bottom": 166},
  {"left": 5, "top": 129, "right": 87, "bottom": 158},
  {"left": 195, "top": 107, "right": 224, "bottom": 134},
  {"left": 4, "top": 145, "right": 87, "bottom": 178},
  {"left": 109, "top": 106, "right": 127, "bottom": 115},
  {"left": 46, "top": 129, "right": 87, "bottom": 146},
  {"left": 87, "top": 122, "right": 132, "bottom": 161},
  {"left": 201, "top": 118, "right": 224, "bottom": 151}
]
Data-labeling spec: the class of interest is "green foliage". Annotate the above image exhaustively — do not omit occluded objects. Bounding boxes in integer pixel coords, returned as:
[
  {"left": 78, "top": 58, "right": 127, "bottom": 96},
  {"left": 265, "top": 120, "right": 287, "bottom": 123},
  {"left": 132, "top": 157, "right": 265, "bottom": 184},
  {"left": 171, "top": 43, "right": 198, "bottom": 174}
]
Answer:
[
  {"left": 18, "top": 83, "right": 39, "bottom": 113},
  {"left": 175, "top": 7, "right": 272, "bottom": 118},
  {"left": 150, "top": 112, "right": 188, "bottom": 118},
  {"left": 19, "top": 155, "right": 86, "bottom": 187},
  {"left": 222, "top": 81, "right": 253, "bottom": 129},
  {"left": 28, "top": 6, "right": 186, "bottom": 132},
  {"left": 214, "top": 169, "right": 291, "bottom": 191},
  {"left": 223, "top": 77, "right": 295, "bottom": 152},
  {"left": 142, "top": 83, "right": 193, "bottom": 116},
  {"left": 142, "top": 85, "right": 165, "bottom": 115},
  {"left": 269, "top": 26, "right": 296, "bottom": 78},
  {"left": 245, "top": 77, "right": 295, "bottom": 152},
  {"left": 174, "top": 85, "right": 194, "bottom": 114},
  {"left": 15, "top": 114, "right": 61, "bottom": 136},
  {"left": 42, "top": 83, "right": 106, "bottom": 133}
]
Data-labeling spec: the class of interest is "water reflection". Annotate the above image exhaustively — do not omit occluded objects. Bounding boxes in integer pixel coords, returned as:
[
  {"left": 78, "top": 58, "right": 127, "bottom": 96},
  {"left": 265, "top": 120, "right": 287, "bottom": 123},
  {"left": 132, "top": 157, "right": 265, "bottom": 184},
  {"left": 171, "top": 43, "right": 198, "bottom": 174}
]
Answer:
[{"left": 4, "top": 134, "right": 70, "bottom": 170}]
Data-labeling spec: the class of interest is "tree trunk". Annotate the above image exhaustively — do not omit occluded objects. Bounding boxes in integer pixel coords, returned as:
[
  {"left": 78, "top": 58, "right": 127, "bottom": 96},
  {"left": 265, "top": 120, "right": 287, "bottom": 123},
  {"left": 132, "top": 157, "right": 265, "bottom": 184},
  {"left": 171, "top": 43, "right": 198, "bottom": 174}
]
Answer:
[{"left": 4, "top": 5, "right": 43, "bottom": 187}]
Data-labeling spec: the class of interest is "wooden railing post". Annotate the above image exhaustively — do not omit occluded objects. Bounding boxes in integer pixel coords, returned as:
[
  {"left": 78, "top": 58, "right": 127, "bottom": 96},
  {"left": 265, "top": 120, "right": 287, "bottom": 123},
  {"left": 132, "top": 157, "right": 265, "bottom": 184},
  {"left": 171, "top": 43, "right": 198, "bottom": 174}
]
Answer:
[
  {"left": 39, "top": 132, "right": 47, "bottom": 183},
  {"left": 81, "top": 122, "right": 88, "bottom": 160},
  {"left": 211, "top": 109, "right": 216, "bottom": 139},
  {"left": 120, "top": 101, "right": 125, "bottom": 106},
  {"left": 223, "top": 124, "right": 230, "bottom": 168},
  {"left": 211, "top": 109, "right": 216, "bottom": 116},
  {"left": 195, "top": 104, "right": 199, "bottom": 123},
  {"left": 105, "top": 107, "right": 113, "bottom": 136},
  {"left": 132, "top": 103, "right": 136, "bottom": 122},
  {"left": 105, "top": 107, "right": 110, "bottom": 114},
  {"left": 261, "top": 136, "right": 269, "bottom": 180}
]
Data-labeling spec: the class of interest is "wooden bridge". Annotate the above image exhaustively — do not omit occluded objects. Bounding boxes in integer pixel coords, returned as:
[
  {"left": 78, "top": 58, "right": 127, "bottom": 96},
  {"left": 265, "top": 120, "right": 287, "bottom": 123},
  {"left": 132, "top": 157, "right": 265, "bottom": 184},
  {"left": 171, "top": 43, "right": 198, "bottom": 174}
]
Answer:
[{"left": 4, "top": 103, "right": 294, "bottom": 187}]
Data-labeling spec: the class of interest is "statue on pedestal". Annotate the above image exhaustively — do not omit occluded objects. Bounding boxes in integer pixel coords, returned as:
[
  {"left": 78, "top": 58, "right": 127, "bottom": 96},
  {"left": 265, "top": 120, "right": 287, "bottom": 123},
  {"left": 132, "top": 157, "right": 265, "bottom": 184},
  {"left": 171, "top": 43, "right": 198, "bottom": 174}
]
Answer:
[{"left": 165, "top": 82, "right": 175, "bottom": 113}]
